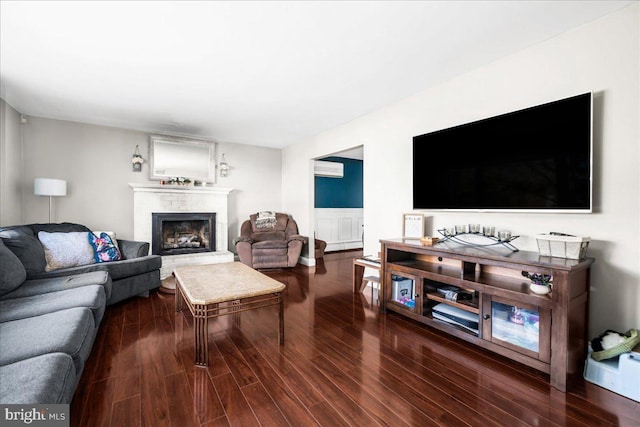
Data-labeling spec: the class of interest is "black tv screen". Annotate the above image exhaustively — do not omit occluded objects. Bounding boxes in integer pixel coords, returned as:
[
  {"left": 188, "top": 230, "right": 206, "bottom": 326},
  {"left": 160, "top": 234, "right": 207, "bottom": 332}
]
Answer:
[{"left": 413, "top": 92, "right": 592, "bottom": 212}]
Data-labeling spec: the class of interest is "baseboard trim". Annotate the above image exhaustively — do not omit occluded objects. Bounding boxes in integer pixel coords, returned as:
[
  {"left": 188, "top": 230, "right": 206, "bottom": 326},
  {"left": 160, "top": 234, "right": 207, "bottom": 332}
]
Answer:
[{"left": 299, "top": 256, "right": 316, "bottom": 267}]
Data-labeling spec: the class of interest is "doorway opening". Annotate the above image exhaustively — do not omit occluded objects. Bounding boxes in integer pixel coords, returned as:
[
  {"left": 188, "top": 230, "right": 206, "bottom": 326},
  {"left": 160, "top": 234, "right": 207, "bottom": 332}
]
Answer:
[{"left": 313, "top": 146, "right": 364, "bottom": 256}]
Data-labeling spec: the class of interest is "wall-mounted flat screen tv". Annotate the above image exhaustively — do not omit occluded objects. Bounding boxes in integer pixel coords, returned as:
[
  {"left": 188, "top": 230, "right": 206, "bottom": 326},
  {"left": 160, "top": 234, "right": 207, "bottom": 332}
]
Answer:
[{"left": 413, "top": 92, "right": 592, "bottom": 212}]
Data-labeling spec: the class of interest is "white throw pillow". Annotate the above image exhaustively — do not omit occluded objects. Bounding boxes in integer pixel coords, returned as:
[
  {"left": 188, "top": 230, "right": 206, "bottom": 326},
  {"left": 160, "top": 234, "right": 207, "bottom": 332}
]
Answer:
[{"left": 38, "top": 231, "right": 95, "bottom": 271}]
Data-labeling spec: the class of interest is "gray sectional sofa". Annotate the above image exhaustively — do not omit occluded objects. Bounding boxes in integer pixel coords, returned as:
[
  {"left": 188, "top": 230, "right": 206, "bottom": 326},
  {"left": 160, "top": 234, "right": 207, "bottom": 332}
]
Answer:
[
  {"left": 0, "top": 223, "right": 161, "bottom": 305},
  {"left": 0, "top": 223, "right": 162, "bottom": 404}
]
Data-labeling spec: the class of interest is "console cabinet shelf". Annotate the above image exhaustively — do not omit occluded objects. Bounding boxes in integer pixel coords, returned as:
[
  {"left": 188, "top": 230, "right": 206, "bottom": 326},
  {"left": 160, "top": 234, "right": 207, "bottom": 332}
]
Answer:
[{"left": 380, "top": 238, "right": 594, "bottom": 392}]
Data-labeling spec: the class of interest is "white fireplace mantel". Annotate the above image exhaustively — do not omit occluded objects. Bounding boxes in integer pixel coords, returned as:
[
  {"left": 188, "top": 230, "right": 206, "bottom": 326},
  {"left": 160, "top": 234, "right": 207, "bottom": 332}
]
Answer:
[
  {"left": 129, "top": 183, "right": 234, "bottom": 277},
  {"left": 128, "top": 182, "right": 233, "bottom": 196}
]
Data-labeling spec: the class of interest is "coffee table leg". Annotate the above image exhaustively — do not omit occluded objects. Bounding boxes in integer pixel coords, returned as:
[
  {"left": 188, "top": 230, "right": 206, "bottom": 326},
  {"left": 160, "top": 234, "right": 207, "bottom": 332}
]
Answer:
[
  {"left": 175, "top": 277, "right": 183, "bottom": 312},
  {"left": 231, "top": 300, "right": 241, "bottom": 328},
  {"left": 279, "top": 293, "right": 284, "bottom": 345},
  {"left": 194, "top": 304, "right": 208, "bottom": 366}
]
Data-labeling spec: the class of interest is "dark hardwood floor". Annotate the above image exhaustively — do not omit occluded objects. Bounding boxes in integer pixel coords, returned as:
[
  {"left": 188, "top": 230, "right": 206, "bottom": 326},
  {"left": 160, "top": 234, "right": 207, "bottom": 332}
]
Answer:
[{"left": 72, "top": 251, "right": 640, "bottom": 426}]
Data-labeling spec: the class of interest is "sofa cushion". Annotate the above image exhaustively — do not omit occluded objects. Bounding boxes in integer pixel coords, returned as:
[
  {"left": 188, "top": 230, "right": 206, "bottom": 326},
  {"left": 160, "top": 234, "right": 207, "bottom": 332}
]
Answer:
[
  {"left": 253, "top": 248, "right": 288, "bottom": 259},
  {"left": 38, "top": 231, "right": 96, "bottom": 271},
  {"left": 0, "top": 238, "right": 26, "bottom": 297},
  {"left": 0, "top": 307, "right": 96, "bottom": 374},
  {"left": 26, "top": 255, "right": 161, "bottom": 281},
  {"left": 252, "top": 255, "right": 289, "bottom": 269},
  {"left": 0, "top": 226, "right": 46, "bottom": 274},
  {"left": 116, "top": 239, "right": 149, "bottom": 260},
  {"left": 30, "top": 223, "right": 91, "bottom": 235},
  {"left": 253, "top": 239, "right": 288, "bottom": 250},
  {"left": 252, "top": 231, "right": 286, "bottom": 243},
  {"left": 108, "top": 270, "right": 159, "bottom": 305},
  {"left": 0, "top": 271, "right": 112, "bottom": 302},
  {"left": 0, "top": 353, "right": 76, "bottom": 404},
  {"left": 92, "top": 255, "right": 161, "bottom": 280},
  {"left": 0, "top": 285, "right": 106, "bottom": 326},
  {"left": 88, "top": 232, "right": 122, "bottom": 263}
]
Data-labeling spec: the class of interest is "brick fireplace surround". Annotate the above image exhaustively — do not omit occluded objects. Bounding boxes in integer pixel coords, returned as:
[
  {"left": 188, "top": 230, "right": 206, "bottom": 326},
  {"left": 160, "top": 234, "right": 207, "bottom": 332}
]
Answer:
[{"left": 129, "top": 183, "right": 234, "bottom": 279}]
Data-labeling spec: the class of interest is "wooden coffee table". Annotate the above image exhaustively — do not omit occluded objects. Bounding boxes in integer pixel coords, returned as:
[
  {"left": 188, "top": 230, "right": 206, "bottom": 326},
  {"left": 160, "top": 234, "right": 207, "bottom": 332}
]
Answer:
[{"left": 174, "top": 262, "right": 286, "bottom": 366}]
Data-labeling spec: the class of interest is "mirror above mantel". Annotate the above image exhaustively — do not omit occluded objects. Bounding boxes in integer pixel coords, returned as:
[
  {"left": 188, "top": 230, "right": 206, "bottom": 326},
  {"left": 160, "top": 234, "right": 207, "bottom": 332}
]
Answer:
[{"left": 149, "top": 135, "right": 216, "bottom": 183}]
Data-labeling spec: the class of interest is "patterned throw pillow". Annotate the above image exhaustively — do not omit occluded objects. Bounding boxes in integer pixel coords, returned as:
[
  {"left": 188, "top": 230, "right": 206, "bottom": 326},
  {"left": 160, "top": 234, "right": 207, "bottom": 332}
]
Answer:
[
  {"left": 38, "top": 231, "right": 96, "bottom": 272},
  {"left": 92, "top": 230, "right": 121, "bottom": 254},
  {"left": 88, "top": 232, "right": 122, "bottom": 263}
]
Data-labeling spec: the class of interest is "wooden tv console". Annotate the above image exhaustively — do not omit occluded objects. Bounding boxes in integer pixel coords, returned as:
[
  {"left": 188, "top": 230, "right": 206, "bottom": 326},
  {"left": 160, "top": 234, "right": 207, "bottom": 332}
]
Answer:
[{"left": 379, "top": 238, "right": 594, "bottom": 392}]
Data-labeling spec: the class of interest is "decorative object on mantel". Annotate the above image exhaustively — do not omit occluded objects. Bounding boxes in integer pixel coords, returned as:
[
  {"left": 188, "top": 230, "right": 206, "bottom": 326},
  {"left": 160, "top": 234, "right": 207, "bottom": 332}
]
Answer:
[
  {"left": 219, "top": 153, "right": 230, "bottom": 177},
  {"left": 522, "top": 271, "right": 552, "bottom": 295},
  {"left": 132, "top": 145, "right": 144, "bottom": 172},
  {"left": 160, "top": 177, "right": 193, "bottom": 186}
]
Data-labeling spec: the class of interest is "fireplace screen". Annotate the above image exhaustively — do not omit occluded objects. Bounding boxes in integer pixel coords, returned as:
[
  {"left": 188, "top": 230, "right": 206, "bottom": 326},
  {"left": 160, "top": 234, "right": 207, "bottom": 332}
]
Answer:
[{"left": 152, "top": 212, "right": 216, "bottom": 256}]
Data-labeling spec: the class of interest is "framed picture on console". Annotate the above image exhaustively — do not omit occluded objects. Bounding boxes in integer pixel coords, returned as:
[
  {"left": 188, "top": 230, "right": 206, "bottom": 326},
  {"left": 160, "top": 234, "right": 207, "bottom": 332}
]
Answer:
[{"left": 402, "top": 213, "right": 425, "bottom": 238}]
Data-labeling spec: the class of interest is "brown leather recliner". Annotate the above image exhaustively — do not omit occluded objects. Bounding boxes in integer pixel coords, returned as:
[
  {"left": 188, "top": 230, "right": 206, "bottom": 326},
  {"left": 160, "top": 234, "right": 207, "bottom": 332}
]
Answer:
[{"left": 234, "top": 212, "right": 307, "bottom": 269}]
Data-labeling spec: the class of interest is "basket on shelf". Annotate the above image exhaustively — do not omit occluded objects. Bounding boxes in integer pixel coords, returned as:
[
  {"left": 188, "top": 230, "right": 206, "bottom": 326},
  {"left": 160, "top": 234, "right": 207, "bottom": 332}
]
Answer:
[
  {"left": 536, "top": 233, "right": 590, "bottom": 259},
  {"left": 590, "top": 329, "right": 639, "bottom": 361}
]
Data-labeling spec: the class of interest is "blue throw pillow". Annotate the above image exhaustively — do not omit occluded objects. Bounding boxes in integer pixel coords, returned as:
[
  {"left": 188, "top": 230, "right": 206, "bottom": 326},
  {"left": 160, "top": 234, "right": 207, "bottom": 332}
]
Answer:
[{"left": 88, "top": 232, "right": 122, "bottom": 263}]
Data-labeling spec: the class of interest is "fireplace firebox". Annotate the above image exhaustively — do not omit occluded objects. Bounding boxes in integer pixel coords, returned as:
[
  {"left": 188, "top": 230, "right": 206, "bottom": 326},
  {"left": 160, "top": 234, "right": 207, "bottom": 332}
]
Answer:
[{"left": 152, "top": 212, "right": 216, "bottom": 256}]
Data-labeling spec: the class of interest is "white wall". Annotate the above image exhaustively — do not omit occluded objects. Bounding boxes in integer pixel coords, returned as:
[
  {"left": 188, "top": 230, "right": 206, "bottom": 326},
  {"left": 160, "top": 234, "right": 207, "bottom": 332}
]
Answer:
[
  {"left": 216, "top": 142, "right": 282, "bottom": 243},
  {"left": 21, "top": 117, "right": 149, "bottom": 234},
  {"left": 17, "top": 117, "right": 282, "bottom": 251},
  {"left": 283, "top": 5, "right": 640, "bottom": 334},
  {"left": 0, "top": 99, "right": 24, "bottom": 225}
]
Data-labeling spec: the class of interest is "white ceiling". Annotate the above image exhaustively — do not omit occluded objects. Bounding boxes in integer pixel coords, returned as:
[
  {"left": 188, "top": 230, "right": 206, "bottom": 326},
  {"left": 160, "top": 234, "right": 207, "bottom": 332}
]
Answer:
[{"left": 0, "top": 1, "right": 633, "bottom": 148}]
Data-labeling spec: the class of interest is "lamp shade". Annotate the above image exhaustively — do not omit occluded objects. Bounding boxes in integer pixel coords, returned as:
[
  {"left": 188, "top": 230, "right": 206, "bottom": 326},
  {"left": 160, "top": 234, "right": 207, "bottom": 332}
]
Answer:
[{"left": 34, "top": 178, "right": 67, "bottom": 196}]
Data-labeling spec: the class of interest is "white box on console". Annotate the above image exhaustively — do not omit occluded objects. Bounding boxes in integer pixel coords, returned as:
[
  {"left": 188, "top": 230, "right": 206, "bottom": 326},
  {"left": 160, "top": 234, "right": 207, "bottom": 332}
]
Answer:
[
  {"left": 536, "top": 234, "right": 590, "bottom": 259},
  {"left": 584, "top": 347, "right": 640, "bottom": 402}
]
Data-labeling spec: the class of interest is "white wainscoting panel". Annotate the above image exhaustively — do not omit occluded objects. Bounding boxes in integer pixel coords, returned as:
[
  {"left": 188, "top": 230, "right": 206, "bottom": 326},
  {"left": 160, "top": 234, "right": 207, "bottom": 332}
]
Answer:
[{"left": 315, "top": 208, "right": 364, "bottom": 252}]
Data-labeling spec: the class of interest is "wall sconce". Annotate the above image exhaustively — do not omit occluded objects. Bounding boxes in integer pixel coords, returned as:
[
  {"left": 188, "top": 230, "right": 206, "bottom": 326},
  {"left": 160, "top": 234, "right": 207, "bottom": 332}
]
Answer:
[
  {"left": 34, "top": 178, "right": 67, "bottom": 223},
  {"left": 219, "top": 153, "right": 230, "bottom": 177},
  {"left": 132, "top": 145, "right": 144, "bottom": 172}
]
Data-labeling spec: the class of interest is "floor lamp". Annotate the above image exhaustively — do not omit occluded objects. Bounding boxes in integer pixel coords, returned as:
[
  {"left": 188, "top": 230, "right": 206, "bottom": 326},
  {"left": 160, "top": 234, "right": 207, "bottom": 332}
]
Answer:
[{"left": 34, "top": 178, "right": 67, "bottom": 223}]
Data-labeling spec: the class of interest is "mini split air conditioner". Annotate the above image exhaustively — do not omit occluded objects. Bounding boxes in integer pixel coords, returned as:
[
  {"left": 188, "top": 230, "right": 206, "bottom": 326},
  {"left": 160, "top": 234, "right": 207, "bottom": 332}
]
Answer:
[{"left": 314, "top": 160, "right": 344, "bottom": 178}]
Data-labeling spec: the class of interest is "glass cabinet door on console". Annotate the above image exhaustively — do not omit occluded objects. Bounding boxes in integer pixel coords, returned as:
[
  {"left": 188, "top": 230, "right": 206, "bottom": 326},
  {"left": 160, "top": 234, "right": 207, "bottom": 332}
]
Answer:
[
  {"left": 386, "top": 272, "right": 419, "bottom": 314},
  {"left": 482, "top": 296, "right": 551, "bottom": 363}
]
